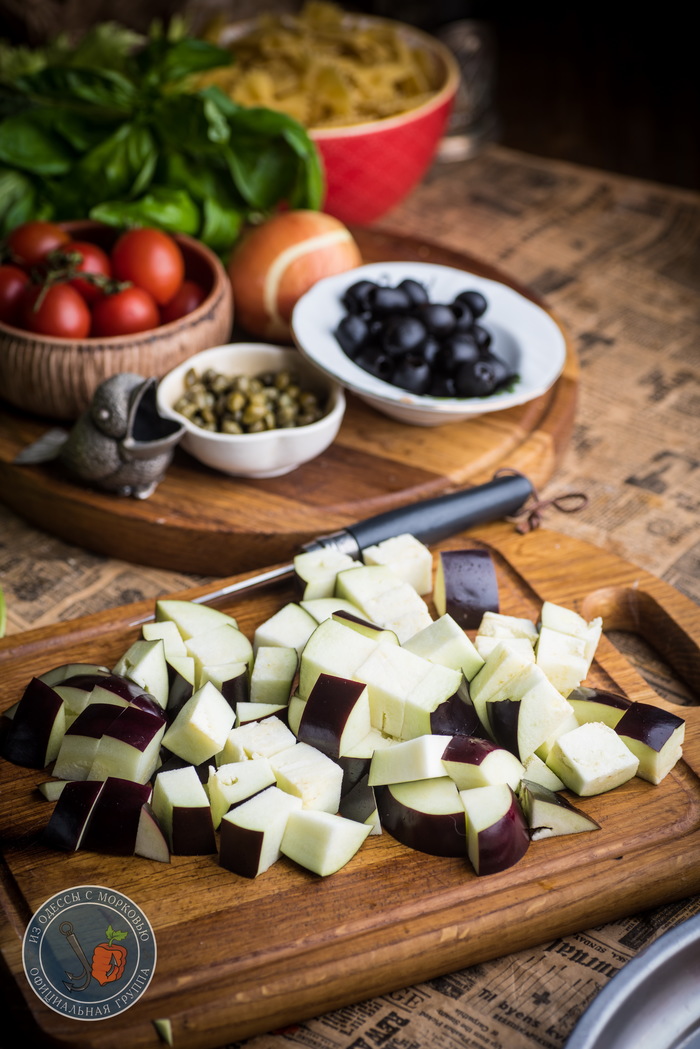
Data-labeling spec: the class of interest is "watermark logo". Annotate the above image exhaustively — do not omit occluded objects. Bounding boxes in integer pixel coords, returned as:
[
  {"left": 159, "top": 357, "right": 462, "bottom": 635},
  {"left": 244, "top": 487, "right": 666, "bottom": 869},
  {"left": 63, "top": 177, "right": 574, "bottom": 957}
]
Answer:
[{"left": 22, "top": 885, "right": 156, "bottom": 1021}]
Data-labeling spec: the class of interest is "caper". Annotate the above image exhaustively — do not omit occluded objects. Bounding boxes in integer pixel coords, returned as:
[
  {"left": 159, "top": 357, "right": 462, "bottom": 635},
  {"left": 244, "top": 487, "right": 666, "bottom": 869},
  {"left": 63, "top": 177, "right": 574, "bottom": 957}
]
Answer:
[
  {"left": 173, "top": 365, "right": 326, "bottom": 434},
  {"left": 242, "top": 403, "right": 267, "bottom": 425},
  {"left": 225, "top": 390, "right": 246, "bottom": 413}
]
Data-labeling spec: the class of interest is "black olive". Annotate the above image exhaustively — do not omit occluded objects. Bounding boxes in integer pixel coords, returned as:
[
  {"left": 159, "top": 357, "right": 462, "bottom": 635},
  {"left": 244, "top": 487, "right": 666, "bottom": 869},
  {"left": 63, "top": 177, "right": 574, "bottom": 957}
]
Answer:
[
  {"left": 451, "top": 299, "right": 475, "bottom": 331},
  {"left": 391, "top": 355, "right": 432, "bottom": 395},
  {"left": 334, "top": 313, "right": 369, "bottom": 357},
  {"left": 473, "top": 323, "right": 492, "bottom": 352},
  {"left": 429, "top": 373, "right": 458, "bottom": 397},
  {"left": 420, "top": 335, "right": 442, "bottom": 366},
  {"left": 333, "top": 275, "right": 502, "bottom": 403},
  {"left": 397, "top": 278, "right": 429, "bottom": 307},
  {"left": 342, "top": 280, "right": 377, "bottom": 314},
  {"left": 416, "top": 302, "right": 456, "bottom": 338},
  {"left": 368, "top": 317, "right": 385, "bottom": 341},
  {"left": 455, "top": 289, "right": 488, "bottom": 319},
  {"left": 382, "top": 315, "right": 427, "bottom": 356},
  {"left": 455, "top": 358, "right": 502, "bottom": 397},
  {"left": 436, "top": 332, "right": 480, "bottom": 372},
  {"left": 353, "top": 346, "right": 395, "bottom": 382},
  {"left": 479, "top": 351, "right": 515, "bottom": 387},
  {"left": 369, "top": 285, "right": 413, "bottom": 315}
]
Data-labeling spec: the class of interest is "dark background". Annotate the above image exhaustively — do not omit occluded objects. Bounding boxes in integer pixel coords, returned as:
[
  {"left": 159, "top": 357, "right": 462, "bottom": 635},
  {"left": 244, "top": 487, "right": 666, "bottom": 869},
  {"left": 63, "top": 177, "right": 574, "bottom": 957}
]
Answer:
[{"left": 1, "top": 0, "right": 697, "bottom": 191}]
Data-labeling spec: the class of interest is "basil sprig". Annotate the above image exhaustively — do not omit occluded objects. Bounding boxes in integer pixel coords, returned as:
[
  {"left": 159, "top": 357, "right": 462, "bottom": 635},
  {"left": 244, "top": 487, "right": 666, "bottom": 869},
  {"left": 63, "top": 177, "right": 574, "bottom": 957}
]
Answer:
[{"left": 0, "top": 22, "right": 324, "bottom": 253}]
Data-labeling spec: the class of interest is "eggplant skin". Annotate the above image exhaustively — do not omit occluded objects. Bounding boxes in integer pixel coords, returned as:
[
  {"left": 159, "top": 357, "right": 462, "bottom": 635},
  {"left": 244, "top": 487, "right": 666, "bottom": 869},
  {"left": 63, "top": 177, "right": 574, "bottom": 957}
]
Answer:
[
  {"left": 470, "top": 796, "right": 529, "bottom": 875},
  {"left": 374, "top": 784, "right": 467, "bottom": 857},
  {"left": 487, "top": 698, "right": 520, "bottom": 756},
  {"left": 436, "top": 549, "right": 498, "bottom": 630},
  {"left": 615, "top": 701, "right": 685, "bottom": 750}
]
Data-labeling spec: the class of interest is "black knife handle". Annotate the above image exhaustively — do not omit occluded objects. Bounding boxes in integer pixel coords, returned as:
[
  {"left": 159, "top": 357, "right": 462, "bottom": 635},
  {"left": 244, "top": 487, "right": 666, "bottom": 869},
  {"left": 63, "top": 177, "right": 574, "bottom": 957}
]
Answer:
[{"left": 304, "top": 471, "right": 534, "bottom": 559}]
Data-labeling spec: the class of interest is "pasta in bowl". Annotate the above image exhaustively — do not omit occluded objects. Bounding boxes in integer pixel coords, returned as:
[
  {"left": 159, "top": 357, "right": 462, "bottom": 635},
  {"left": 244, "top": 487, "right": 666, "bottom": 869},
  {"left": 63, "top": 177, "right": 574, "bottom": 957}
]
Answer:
[{"left": 198, "top": 3, "right": 459, "bottom": 225}]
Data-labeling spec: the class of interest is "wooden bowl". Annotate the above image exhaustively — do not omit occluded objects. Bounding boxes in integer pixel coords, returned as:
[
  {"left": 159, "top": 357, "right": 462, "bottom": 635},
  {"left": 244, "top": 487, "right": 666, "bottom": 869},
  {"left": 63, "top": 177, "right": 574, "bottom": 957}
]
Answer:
[{"left": 0, "top": 221, "right": 234, "bottom": 421}]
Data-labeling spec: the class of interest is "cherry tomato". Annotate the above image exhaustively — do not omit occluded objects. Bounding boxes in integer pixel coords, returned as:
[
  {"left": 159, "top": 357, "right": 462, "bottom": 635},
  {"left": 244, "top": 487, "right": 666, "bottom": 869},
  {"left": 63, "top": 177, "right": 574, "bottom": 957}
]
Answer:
[
  {"left": 110, "top": 227, "right": 185, "bottom": 305},
  {"left": 0, "top": 264, "right": 31, "bottom": 325},
  {"left": 7, "top": 221, "right": 70, "bottom": 267},
  {"left": 20, "top": 282, "right": 92, "bottom": 339},
  {"left": 91, "top": 285, "right": 160, "bottom": 337},
  {"left": 63, "top": 240, "right": 112, "bottom": 303},
  {"left": 160, "top": 279, "right": 207, "bottom": 324}
]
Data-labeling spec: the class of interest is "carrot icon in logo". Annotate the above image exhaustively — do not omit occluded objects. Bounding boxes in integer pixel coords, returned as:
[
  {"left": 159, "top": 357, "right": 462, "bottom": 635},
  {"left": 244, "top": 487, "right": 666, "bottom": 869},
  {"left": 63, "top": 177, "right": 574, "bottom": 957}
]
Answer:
[
  {"left": 90, "top": 925, "right": 128, "bottom": 986},
  {"left": 24, "top": 885, "right": 156, "bottom": 1020}
]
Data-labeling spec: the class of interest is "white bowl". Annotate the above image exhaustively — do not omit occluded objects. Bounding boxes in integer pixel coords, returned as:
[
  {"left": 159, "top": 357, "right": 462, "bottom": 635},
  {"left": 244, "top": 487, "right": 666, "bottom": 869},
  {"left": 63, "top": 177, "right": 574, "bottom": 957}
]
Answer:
[
  {"left": 156, "top": 344, "right": 346, "bottom": 478},
  {"left": 290, "top": 261, "right": 567, "bottom": 427}
]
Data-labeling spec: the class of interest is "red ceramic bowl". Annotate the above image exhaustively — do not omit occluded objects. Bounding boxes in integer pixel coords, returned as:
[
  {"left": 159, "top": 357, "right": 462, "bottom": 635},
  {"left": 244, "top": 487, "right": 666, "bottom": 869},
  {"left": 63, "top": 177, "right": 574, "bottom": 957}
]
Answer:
[
  {"left": 310, "top": 25, "right": 459, "bottom": 226},
  {"left": 215, "top": 14, "right": 459, "bottom": 227}
]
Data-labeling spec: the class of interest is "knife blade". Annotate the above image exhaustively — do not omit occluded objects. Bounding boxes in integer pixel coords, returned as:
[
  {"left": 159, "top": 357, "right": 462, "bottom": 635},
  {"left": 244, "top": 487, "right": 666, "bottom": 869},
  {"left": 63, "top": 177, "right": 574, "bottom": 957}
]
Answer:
[{"left": 192, "top": 470, "right": 533, "bottom": 606}]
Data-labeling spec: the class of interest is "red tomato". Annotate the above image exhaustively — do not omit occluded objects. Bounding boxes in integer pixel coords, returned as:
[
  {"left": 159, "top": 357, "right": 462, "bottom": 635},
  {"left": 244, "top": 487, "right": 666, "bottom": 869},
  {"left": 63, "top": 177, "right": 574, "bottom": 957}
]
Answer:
[
  {"left": 20, "top": 282, "right": 91, "bottom": 339},
  {"left": 0, "top": 264, "right": 31, "bottom": 325},
  {"left": 110, "top": 227, "right": 185, "bottom": 305},
  {"left": 91, "top": 285, "right": 160, "bottom": 337},
  {"left": 64, "top": 240, "right": 112, "bottom": 303},
  {"left": 7, "top": 221, "right": 70, "bottom": 267},
  {"left": 160, "top": 279, "right": 207, "bottom": 323}
]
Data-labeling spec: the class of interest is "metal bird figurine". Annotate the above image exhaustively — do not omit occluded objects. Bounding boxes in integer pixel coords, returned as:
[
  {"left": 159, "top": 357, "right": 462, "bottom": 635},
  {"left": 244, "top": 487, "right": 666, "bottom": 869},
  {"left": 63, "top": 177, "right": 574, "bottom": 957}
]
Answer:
[{"left": 15, "top": 373, "right": 186, "bottom": 499}]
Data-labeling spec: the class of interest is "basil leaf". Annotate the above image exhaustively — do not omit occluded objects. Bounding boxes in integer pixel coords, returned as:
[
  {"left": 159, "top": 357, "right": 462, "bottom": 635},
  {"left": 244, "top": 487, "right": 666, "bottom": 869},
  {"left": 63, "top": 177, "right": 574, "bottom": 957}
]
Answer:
[
  {"left": 207, "top": 94, "right": 323, "bottom": 210},
  {"left": 90, "top": 186, "right": 201, "bottom": 234},
  {"left": 158, "top": 149, "right": 244, "bottom": 206},
  {"left": 135, "top": 36, "right": 231, "bottom": 87},
  {"left": 200, "top": 197, "right": 244, "bottom": 255},
  {"left": 151, "top": 94, "right": 230, "bottom": 151},
  {"left": 0, "top": 22, "right": 323, "bottom": 251},
  {"left": 157, "top": 150, "right": 245, "bottom": 252},
  {"left": 224, "top": 139, "right": 292, "bottom": 211},
  {"left": 225, "top": 105, "right": 324, "bottom": 209},
  {"left": 0, "top": 83, "right": 33, "bottom": 119},
  {"left": 74, "top": 123, "right": 157, "bottom": 203},
  {"left": 0, "top": 167, "right": 49, "bottom": 234},
  {"left": 0, "top": 113, "right": 74, "bottom": 175},
  {"left": 16, "top": 66, "right": 138, "bottom": 114},
  {"left": 65, "top": 22, "right": 145, "bottom": 74},
  {"left": 52, "top": 110, "right": 120, "bottom": 154}
]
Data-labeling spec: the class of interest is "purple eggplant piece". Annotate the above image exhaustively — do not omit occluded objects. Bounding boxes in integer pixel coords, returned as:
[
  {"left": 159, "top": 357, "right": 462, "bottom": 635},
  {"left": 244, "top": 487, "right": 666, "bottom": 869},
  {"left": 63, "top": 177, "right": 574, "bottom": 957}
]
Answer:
[
  {"left": 339, "top": 774, "right": 378, "bottom": 825},
  {"left": 472, "top": 794, "right": 530, "bottom": 875},
  {"left": 615, "top": 701, "right": 685, "bottom": 750},
  {"left": 171, "top": 805, "right": 216, "bottom": 855},
  {"left": 375, "top": 781, "right": 467, "bottom": 858},
  {"left": 43, "top": 780, "right": 104, "bottom": 851},
  {"left": 297, "top": 673, "right": 368, "bottom": 760},
  {"left": 436, "top": 548, "right": 499, "bottom": 629},
  {"left": 1, "top": 677, "right": 64, "bottom": 769},
  {"left": 81, "top": 777, "right": 152, "bottom": 854},
  {"left": 431, "top": 680, "right": 485, "bottom": 738},
  {"left": 488, "top": 698, "right": 521, "bottom": 755}
]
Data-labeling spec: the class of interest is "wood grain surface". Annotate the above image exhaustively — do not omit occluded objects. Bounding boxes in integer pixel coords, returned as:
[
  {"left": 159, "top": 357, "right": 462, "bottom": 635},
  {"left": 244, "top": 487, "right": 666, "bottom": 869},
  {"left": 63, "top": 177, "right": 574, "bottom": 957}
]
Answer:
[
  {"left": 1, "top": 522, "right": 698, "bottom": 1049},
  {"left": 0, "top": 229, "right": 577, "bottom": 576}
]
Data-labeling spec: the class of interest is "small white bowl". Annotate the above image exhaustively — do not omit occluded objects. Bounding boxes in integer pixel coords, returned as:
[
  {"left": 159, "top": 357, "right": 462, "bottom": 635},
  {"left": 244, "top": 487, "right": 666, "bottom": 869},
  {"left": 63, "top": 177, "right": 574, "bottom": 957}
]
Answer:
[
  {"left": 156, "top": 344, "right": 345, "bottom": 478},
  {"left": 290, "top": 261, "right": 567, "bottom": 427}
]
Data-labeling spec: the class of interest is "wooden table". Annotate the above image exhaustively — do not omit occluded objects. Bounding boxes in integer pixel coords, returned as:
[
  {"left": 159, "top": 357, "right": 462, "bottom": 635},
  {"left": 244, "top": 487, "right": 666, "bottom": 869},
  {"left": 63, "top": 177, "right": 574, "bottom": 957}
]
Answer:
[{"left": 1, "top": 144, "right": 699, "bottom": 1049}]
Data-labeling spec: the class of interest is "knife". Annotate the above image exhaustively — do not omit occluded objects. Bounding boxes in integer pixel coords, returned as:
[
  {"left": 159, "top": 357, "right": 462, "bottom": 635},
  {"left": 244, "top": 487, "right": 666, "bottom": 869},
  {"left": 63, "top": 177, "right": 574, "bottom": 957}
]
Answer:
[{"left": 192, "top": 470, "right": 534, "bottom": 606}]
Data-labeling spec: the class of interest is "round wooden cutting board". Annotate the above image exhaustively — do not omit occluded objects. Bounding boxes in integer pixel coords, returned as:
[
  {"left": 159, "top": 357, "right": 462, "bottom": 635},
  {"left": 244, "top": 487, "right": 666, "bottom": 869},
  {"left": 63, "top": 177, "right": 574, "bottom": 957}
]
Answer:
[{"left": 0, "top": 229, "right": 577, "bottom": 575}]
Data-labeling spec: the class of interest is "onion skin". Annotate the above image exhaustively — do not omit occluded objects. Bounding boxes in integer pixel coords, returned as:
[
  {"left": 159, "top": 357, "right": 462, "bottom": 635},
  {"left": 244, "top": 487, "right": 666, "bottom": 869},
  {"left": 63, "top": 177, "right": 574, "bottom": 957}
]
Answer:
[{"left": 228, "top": 210, "right": 362, "bottom": 342}]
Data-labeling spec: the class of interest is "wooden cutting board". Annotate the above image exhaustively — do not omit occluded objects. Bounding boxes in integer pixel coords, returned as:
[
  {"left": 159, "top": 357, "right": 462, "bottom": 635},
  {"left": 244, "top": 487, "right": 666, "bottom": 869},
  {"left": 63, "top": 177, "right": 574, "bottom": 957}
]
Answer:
[
  {"left": 1, "top": 523, "right": 698, "bottom": 1049},
  {"left": 0, "top": 230, "right": 577, "bottom": 575}
]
